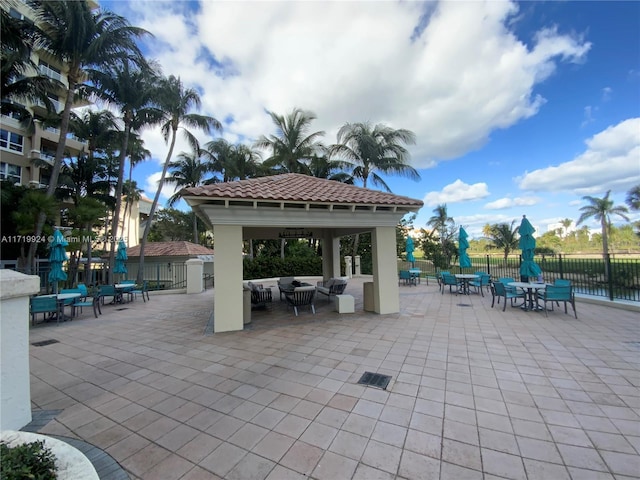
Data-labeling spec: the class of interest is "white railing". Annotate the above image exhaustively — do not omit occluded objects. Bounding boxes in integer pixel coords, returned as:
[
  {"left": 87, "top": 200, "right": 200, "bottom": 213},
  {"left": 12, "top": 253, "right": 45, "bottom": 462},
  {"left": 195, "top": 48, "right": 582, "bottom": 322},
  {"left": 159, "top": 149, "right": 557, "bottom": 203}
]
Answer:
[{"left": 39, "top": 64, "right": 63, "bottom": 82}]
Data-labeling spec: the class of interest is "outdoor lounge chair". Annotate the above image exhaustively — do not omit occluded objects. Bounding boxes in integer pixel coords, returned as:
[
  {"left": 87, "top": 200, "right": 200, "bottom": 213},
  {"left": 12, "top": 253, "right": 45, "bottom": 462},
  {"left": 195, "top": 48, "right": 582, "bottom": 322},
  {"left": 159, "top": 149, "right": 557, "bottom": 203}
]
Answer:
[
  {"left": 316, "top": 278, "right": 347, "bottom": 301},
  {"left": 97, "top": 285, "right": 118, "bottom": 305},
  {"left": 491, "top": 282, "right": 526, "bottom": 311},
  {"left": 398, "top": 270, "right": 416, "bottom": 286},
  {"left": 277, "top": 277, "right": 296, "bottom": 300},
  {"left": 30, "top": 296, "right": 60, "bottom": 326},
  {"left": 436, "top": 271, "right": 450, "bottom": 292},
  {"left": 130, "top": 280, "right": 150, "bottom": 302},
  {"left": 469, "top": 273, "right": 491, "bottom": 296},
  {"left": 537, "top": 284, "right": 577, "bottom": 318},
  {"left": 248, "top": 282, "right": 273, "bottom": 309},
  {"left": 441, "top": 273, "right": 461, "bottom": 294},
  {"left": 285, "top": 285, "right": 316, "bottom": 316},
  {"left": 72, "top": 292, "right": 102, "bottom": 318}
]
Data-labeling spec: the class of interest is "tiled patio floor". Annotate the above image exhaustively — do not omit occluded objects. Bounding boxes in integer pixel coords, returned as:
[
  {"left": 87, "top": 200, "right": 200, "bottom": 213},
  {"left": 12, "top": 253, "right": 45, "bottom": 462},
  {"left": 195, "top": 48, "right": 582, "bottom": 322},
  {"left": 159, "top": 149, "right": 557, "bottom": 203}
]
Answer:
[{"left": 28, "top": 277, "right": 640, "bottom": 479}]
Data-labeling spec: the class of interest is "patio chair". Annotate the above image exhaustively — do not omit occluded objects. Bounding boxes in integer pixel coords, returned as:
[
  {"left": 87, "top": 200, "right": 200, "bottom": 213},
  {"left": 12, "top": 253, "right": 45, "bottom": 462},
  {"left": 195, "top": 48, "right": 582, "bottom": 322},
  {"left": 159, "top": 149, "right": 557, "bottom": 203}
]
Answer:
[
  {"left": 398, "top": 270, "right": 416, "bottom": 286},
  {"left": 316, "top": 278, "right": 347, "bottom": 302},
  {"left": 77, "top": 283, "right": 89, "bottom": 299},
  {"left": 120, "top": 280, "right": 136, "bottom": 302},
  {"left": 60, "top": 288, "right": 82, "bottom": 307},
  {"left": 491, "top": 282, "right": 526, "bottom": 311},
  {"left": 469, "top": 273, "right": 491, "bottom": 296},
  {"left": 130, "top": 280, "right": 150, "bottom": 302},
  {"left": 436, "top": 271, "right": 450, "bottom": 292},
  {"left": 537, "top": 285, "right": 577, "bottom": 318},
  {"left": 72, "top": 292, "right": 102, "bottom": 319},
  {"left": 284, "top": 285, "right": 316, "bottom": 316},
  {"left": 248, "top": 282, "right": 273, "bottom": 309},
  {"left": 30, "top": 296, "right": 60, "bottom": 326},
  {"left": 277, "top": 277, "right": 296, "bottom": 300},
  {"left": 441, "top": 273, "right": 461, "bottom": 295},
  {"left": 97, "top": 285, "right": 118, "bottom": 305}
]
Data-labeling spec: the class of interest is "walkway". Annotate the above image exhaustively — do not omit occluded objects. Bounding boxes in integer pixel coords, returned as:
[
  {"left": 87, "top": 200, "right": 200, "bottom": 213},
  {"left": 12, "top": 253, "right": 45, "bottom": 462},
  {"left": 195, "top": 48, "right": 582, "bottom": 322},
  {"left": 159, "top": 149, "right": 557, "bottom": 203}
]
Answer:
[{"left": 27, "top": 278, "right": 639, "bottom": 479}]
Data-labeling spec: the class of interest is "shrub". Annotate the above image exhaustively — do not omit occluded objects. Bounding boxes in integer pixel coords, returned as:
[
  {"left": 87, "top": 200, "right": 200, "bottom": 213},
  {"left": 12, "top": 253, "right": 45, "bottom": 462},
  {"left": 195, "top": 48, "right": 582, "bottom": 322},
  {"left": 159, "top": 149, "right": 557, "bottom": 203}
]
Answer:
[{"left": 0, "top": 440, "right": 58, "bottom": 480}]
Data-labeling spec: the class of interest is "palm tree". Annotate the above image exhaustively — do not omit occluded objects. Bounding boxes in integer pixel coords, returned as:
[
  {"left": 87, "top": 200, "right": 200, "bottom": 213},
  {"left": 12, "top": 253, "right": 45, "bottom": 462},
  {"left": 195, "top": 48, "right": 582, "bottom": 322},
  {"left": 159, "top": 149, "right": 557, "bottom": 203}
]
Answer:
[
  {"left": 331, "top": 121, "right": 419, "bottom": 191},
  {"left": 25, "top": 0, "right": 149, "bottom": 273},
  {"left": 626, "top": 185, "right": 640, "bottom": 211},
  {"left": 560, "top": 218, "right": 573, "bottom": 237},
  {"left": 577, "top": 190, "right": 630, "bottom": 276},
  {"left": 165, "top": 151, "right": 211, "bottom": 243},
  {"left": 484, "top": 221, "right": 519, "bottom": 262},
  {"left": 203, "top": 139, "right": 264, "bottom": 182},
  {"left": 427, "top": 204, "right": 454, "bottom": 247},
  {"left": 89, "top": 60, "right": 160, "bottom": 282},
  {"left": 137, "top": 75, "right": 222, "bottom": 283},
  {"left": 255, "top": 108, "right": 325, "bottom": 174},
  {"left": 123, "top": 134, "right": 151, "bottom": 222}
]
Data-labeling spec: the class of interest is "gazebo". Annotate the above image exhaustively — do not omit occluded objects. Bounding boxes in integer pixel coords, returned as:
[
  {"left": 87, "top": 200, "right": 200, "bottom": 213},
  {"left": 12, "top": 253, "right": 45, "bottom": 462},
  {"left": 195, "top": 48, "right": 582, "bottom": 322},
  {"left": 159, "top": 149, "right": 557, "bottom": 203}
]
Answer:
[{"left": 182, "top": 174, "right": 423, "bottom": 332}]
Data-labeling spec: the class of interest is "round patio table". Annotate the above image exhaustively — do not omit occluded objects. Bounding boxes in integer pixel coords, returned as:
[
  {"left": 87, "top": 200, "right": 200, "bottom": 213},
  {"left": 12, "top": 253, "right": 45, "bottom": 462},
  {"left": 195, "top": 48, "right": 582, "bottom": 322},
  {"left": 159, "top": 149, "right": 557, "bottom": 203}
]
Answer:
[
  {"left": 508, "top": 282, "right": 546, "bottom": 311},
  {"left": 455, "top": 274, "right": 479, "bottom": 295}
]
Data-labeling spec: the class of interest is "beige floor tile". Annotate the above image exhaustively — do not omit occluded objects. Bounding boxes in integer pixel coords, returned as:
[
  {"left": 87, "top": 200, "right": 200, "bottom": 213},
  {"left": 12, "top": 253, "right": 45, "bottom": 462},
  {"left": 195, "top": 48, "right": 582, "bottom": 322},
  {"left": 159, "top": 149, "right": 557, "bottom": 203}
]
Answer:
[
  {"left": 199, "top": 442, "right": 247, "bottom": 477},
  {"left": 312, "top": 451, "right": 358, "bottom": 480},
  {"left": 398, "top": 450, "right": 440, "bottom": 479},
  {"left": 361, "top": 439, "right": 402, "bottom": 474},
  {"left": 176, "top": 432, "right": 222, "bottom": 464},
  {"left": 280, "top": 440, "right": 324, "bottom": 475},
  {"left": 481, "top": 448, "right": 527, "bottom": 480},
  {"left": 225, "top": 452, "right": 275, "bottom": 480}
]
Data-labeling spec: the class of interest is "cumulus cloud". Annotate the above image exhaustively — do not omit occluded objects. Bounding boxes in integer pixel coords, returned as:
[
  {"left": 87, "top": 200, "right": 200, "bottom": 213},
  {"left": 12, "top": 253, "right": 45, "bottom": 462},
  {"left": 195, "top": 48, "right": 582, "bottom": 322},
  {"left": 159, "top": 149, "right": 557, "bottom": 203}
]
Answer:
[
  {"left": 484, "top": 196, "right": 539, "bottom": 209},
  {"left": 115, "top": 0, "right": 591, "bottom": 169},
  {"left": 518, "top": 117, "right": 640, "bottom": 194},
  {"left": 423, "top": 179, "right": 490, "bottom": 206},
  {"left": 144, "top": 171, "right": 178, "bottom": 205}
]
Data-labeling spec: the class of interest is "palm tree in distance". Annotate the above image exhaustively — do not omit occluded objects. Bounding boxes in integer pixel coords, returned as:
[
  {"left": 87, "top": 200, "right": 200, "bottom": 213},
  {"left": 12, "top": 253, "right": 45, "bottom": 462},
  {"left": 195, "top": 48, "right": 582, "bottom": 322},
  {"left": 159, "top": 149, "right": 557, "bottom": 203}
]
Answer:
[
  {"left": 560, "top": 218, "right": 573, "bottom": 237},
  {"left": 203, "top": 139, "right": 264, "bottom": 182},
  {"left": 427, "top": 204, "right": 454, "bottom": 247},
  {"left": 255, "top": 108, "right": 325, "bottom": 174},
  {"left": 136, "top": 75, "right": 222, "bottom": 283},
  {"left": 484, "top": 221, "right": 519, "bottom": 263},
  {"left": 165, "top": 151, "right": 211, "bottom": 243},
  {"left": 25, "top": 0, "right": 150, "bottom": 273},
  {"left": 123, "top": 134, "right": 151, "bottom": 223},
  {"left": 576, "top": 190, "right": 630, "bottom": 277}
]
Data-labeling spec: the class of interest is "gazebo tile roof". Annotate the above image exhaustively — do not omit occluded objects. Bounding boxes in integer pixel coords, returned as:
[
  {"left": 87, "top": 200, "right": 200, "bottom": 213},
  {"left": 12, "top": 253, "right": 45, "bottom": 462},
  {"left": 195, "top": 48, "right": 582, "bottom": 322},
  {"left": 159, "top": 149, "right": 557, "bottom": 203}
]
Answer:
[
  {"left": 126, "top": 241, "right": 214, "bottom": 257},
  {"left": 183, "top": 173, "right": 423, "bottom": 206}
]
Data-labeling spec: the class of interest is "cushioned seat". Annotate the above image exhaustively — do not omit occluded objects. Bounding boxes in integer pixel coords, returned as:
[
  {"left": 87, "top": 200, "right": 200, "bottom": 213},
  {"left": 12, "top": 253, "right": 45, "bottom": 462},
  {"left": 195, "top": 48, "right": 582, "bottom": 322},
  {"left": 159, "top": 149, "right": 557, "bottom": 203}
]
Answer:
[
  {"left": 248, "top": 281, "right": 272, "bottom": 309},
  {"left": 285, "top": 285, "right": 316, "bottom": 316},
  {"left": 316, "top": 278, "right": 347, "bottom": 301}
]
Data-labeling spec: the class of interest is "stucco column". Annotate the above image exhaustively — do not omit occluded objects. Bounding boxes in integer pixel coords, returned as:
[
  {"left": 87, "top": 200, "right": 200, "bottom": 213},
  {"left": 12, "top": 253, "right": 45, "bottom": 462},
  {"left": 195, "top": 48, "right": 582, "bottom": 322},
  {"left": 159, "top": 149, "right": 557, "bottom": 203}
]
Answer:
[
  {"left": 186, "top": 258, "right": 204, "bottom": 294},
  {"left": 321, "top": 232, "right": 340, "bottom": 280},
  {"left": 371, "top": 226, "right": 400, "bottom": 314},
  {"left": 213, "top": 225, "right": 243, "bottom": 332},
  {"left": 1, "top": 270, "right": 40, "bottom": 430}
]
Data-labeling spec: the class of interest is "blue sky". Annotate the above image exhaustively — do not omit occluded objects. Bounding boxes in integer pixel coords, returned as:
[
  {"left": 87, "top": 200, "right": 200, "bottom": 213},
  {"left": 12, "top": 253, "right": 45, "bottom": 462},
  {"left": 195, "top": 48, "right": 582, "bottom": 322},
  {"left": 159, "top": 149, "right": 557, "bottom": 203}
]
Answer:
[{"left": 101, "top": 0, "right": 639, "bottom": 239}]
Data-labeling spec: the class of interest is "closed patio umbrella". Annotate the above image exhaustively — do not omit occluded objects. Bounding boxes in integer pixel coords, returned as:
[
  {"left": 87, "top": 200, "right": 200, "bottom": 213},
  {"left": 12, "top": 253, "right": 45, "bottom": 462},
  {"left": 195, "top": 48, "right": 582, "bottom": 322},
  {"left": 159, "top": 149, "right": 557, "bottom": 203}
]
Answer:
[
  {"left": 114, "top": 239, "right": 128, "bottom": 280},
  {"left": 48, "top": 229, "right": 68, "bottom": 294},
  {"left": 518, "top": 215, "right": 542, "bottom": 280},
  {"left": 405, "top": 236, "right": 415, "bottom": 266},
  {"left": 458, "top": 226, "right": 472, "bottom": 269}
]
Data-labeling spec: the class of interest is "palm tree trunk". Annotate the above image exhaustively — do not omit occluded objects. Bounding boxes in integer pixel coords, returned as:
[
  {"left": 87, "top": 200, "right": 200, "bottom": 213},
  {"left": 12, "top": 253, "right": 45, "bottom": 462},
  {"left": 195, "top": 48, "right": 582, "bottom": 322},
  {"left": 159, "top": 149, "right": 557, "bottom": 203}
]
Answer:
[
  {"left": 26, "top": 81, "right": 76, "bottom": 273},
  {"left": 108, "top": 124, "right": 131, "bottom": 283},
  {"left": 601, "top": 218, "right": 610, "bottom": 279},
  {"left": 85, "top": 222, "right": 93, "bottom": 287},
  {"left": 137, "top": 129, "right": 177, "bottom": 284},
  {"left": 193, "top": 211, "right": 199, "bottom": 244},
  {"left": 280, "top": 239, "right": 285, "bottom": 259}
]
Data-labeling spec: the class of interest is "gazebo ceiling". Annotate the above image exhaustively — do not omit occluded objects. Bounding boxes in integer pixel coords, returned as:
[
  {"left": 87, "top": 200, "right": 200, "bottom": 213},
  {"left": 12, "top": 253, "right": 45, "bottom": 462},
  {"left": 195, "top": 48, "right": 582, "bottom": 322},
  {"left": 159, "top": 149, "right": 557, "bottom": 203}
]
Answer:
[{"left": 182, "top": 173, "right": 424, "bottom": 238}]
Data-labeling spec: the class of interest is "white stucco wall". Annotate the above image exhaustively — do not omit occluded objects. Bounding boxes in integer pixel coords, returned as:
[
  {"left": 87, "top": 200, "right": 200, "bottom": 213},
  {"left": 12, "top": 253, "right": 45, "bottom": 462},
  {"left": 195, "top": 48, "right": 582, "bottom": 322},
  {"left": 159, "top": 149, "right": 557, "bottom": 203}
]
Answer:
[{"left": 0, "top": 270, "right": 40, "bottom": 430}]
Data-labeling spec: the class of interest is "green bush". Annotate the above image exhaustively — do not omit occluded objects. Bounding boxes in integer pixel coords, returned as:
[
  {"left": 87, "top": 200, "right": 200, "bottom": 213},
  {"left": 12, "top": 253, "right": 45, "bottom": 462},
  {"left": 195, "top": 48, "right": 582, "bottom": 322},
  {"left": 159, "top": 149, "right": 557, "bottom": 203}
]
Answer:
[
  {"left": 0, "top": 440, "right": 58, "bottom": 480},
  {"left": 243, "top": 256, "right": 323, "bottom": 279}
]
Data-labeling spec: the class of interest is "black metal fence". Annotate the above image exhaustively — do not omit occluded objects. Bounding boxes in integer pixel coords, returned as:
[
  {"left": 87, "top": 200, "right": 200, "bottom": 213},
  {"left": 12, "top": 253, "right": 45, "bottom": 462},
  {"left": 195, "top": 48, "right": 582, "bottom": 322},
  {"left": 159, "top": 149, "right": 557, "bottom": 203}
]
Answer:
[{"left": 399, "top": 253, "right": 640, "bottom": 303}]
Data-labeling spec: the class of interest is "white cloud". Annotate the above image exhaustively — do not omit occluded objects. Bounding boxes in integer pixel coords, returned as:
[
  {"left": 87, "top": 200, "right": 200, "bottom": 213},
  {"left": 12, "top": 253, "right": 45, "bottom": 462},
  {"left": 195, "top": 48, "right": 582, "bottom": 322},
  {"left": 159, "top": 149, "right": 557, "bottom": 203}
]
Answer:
[
  {"left": 484, "top": 196, "right": 539, "bottom": 209},
  {"left": 518, "top": 117, "right": 640, "bottom": 194},
  {"left": 144, "top": 171, "right": 179, "bottom": 206},
  {"left": 423, "top": 179, "right": 490, "bottom": 206},
  {"left": 117, "top": 0, "right": 590, "bottom": 169}
]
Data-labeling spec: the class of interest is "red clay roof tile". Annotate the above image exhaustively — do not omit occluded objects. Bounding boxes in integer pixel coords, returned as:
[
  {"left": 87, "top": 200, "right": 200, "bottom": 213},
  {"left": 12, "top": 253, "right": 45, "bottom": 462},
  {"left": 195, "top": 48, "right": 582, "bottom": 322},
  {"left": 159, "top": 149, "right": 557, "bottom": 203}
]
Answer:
[{"left": 126, "top": 241, "right": 214, "bottom": 257}]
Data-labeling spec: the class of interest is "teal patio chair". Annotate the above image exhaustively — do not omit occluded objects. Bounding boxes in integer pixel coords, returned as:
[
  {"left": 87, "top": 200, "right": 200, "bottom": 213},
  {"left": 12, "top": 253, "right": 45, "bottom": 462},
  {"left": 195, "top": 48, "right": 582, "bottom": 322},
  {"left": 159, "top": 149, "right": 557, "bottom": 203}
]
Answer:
[
  {"left": 72, "top": 292, "right": 102, "bottom": 318},
  {"left": 436, "top": 271, "right": 450, "bottom": 292},
  {"left": 30, "top": 296, "right": 60, "bottom": 326},
  {"left": 130, "top": 280, "right": 150, "bottom": 302},
  {"left": 97, "top": 285, "right": 118, "bottom": 305},
  {"left": 441, "top": 273, "right": 461, "bottom": 295},
  {"left": 470, "top": 273, "right": 491, "bottom": 296},
  {"left": 537, "top": 285, "right": 577, "bottom": 318},
  {"left": 398, "top": 270, "right": 416, "bottom": 286},
  {"left": 491, "top": 282, "right": 525, "bottom": 311}
]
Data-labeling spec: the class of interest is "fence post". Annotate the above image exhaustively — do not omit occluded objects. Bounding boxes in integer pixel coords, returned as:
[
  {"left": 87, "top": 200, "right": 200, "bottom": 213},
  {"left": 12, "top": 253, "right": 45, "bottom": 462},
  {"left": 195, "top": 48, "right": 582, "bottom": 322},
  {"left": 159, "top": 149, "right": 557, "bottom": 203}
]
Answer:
[
  {"left": 156, "top": 264, "right": 160, "bottom": 290},
  {"left": 606, "top": 253, "right": 614, "bottom": 301},
  {"left": 558, "top": 254, "right": 564, "bottom": 279},
  {"left": 486, "top": 255, "right": 490, "bottom": 276}
]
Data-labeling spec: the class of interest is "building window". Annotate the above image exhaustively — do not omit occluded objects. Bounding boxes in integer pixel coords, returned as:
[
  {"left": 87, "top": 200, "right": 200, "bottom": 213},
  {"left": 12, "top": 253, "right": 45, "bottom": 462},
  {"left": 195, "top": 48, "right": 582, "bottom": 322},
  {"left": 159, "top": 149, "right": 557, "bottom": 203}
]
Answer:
[
  {"left": 38, "top": 60, "right": 63, "bottom": 82},
  {"left": 0, "top": 162, "right": 22, "bottom": 184},
  {"left": 0, "top": 129, "right": 24, "bottom": 153}
]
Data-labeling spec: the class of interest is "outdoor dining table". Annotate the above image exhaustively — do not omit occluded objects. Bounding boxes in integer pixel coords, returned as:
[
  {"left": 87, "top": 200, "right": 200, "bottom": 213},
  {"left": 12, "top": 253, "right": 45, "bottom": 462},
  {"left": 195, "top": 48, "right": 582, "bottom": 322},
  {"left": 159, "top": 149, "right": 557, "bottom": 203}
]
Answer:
[
  {"left": 114, "top": 284, "right": 134, "bottom": 304},
  {"left": 455, "top": 274, "right": 479, "bottom": 295},
  {"left": 508, "top": 281, "right": 547, "bottom": 311},
  {"left": 409, "top": 268, "right": 422, "bottom": 284},
  {"left": 40, "top": 292, "right": 81, "bottom": 321}
]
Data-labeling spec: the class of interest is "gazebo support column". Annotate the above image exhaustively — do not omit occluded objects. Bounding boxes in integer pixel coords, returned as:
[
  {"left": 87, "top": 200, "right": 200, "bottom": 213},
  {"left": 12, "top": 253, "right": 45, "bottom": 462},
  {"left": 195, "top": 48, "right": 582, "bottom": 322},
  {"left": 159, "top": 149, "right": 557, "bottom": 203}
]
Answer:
[
  {"left": 321, "top": 232, "right": 341, "bottom": 280},
  {"left": 213, "top": 225, "right": 244, "bottom": 332},
  {"left": 371, "top": 226, "right": 400, "bottom": 314}
]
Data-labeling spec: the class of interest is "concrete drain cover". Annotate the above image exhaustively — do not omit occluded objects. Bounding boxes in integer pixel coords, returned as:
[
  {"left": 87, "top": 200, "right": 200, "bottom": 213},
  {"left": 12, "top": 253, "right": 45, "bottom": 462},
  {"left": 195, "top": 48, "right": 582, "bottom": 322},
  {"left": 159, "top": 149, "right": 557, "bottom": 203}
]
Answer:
[
  {"left": 31, "top": 339, "right": 60, "bottom": 347},
  {"left": 357, "top": 372, "right": 391, "bottom": 390}
]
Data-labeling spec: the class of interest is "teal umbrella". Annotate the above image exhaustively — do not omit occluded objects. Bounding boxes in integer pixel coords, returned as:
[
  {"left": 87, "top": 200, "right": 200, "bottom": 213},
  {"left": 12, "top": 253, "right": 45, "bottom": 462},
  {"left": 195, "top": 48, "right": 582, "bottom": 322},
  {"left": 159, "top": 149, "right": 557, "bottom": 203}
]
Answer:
[
  {"left": 48, "top": 229, "right": 68, "bottom": 294},
  {"left": 458, "top": 226, "right": 472, "bottom": 269},
  {"left": 405, "top": 236, "right": 415, "bottom": 265},
  {"left": 519, "top": 215, "right": 542, "bottom": 279},
  {"left": 114, "top": 239, "right": 128, "bottom": 279}
]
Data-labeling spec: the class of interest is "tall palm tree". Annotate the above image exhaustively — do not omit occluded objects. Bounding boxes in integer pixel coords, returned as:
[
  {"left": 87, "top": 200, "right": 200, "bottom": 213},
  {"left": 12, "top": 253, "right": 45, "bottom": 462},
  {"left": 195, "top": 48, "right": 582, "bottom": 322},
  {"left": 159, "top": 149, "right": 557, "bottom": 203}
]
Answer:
[
  {"left": 560, "top": 218, "right": 573, "bottom": 237},
  {"left": 577, "top": 190, "right": 630, "bottom": 276},
  {"left": 331, "top": 121, "right": 419, "bottom": 191},
  {"left": 427, "top": 204, "right": 454, "bottom": 246},
  {"left": 165, "top": 151, "right": 211, "bottom": 243},
  {"left": 89, "top": 61, "right": 160, "bottom": 282},
  {"left": 255, "top": 108, "right": 325, "bottom": 174},
  {"left": 484, "top": 221, "right": 519, "bottom": 262},
  {"left": 137, "top": 75, "right": 222, "bottom": 283},
  {"left": 25, "top": 0, "right": 149, "bottom": 273},
  {"left": 123, "top": 134, "right": 151, "bottom": 222},
  {"left": 203, "top": 139, "right": 264, "bottom": 182}
]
